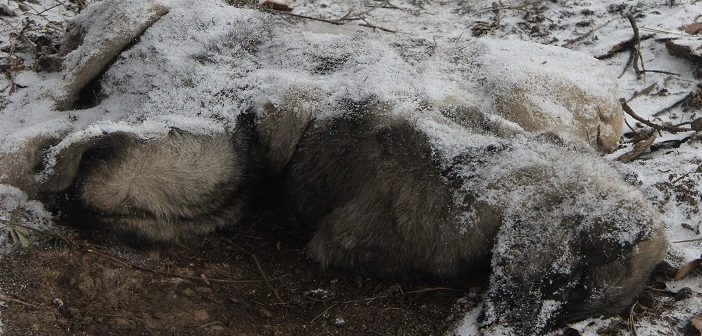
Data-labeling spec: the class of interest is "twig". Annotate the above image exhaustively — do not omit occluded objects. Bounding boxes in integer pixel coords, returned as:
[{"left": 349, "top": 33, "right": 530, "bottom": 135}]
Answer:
[
  {"left": 627, "top": 14, "right": 645, "bottom": 79},
  {"left": 342, "top": 294, "right": 392, "bottom": 304},
  {"left": 358, "top": 20, "right": 401, "bottom": 33},
  {"left": 620, "top": 98, "right": 692, "bottom": 133},
  {"left": 341, "top": 287, "right": 457, "bottom": 304},
  {"left": 673, "top": 237, "right": 702, "bottom": 244},
  {"left": 336, "top": 0, "right": 387, "bottom": 22},
  {"left": 651, "top": 95, "right": 688, "bottom": 117},
  {"left": 84, "top": 246, "right": 284, "bottom": 284},
  {"left": 671, "top": 171, "right": 693, "bottom": 184},
  {"left": 596, "top": 34, "right": 654, "bottom": 60},
  {"left": 628, "top": 301, "right": 639, "bottom": 336},
  {"left": 252, "top": 254, "right": 285, "bottom": 304},
  {"left": 0, "top": 16, "right": 37, "bottom": 53},
  {"left": 259, "top": 8, "right": 344, "bottom": 25},
  {"left": 258, "top": 7, "right": 411, "bottom": 34},
  {"left": 563, "top": 18, "right": 616, "bottom": 47},
  {"left": 627, "top": 82, "right": 658, "bottom": 103},
  {"left": 640, "top": 69, "right": 680, "bottom": 76},
  {"left": 477, "top": 0, "right": 543, "bottom": 14},
  {"left": 405, "top": 287, "right": 458, "bottom": 294},
  {"left": 34, "top": 3, "right": 63, "bottom": 16},
  {"left": 309, "top": 303, "right": 338, "bottom": 324},
  {"left": 618, "top": 50, "right": 636, "bottom": 79},
  {"left": 221, "top": 238, "right": 285, "bottom": 304},
  {"left": 0, "top": 295, "right": 46, "bottom": 309}
]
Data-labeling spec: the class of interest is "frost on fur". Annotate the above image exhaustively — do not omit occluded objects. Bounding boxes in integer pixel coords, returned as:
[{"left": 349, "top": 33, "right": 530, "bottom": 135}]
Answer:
[{"left": 0, "top": 1, "right": 668, "bottom": 334}]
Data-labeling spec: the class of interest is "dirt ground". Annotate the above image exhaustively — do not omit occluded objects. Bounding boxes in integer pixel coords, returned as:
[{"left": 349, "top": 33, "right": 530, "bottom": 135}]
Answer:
[
  {"left": 0, "top": 212, "right": 479, "bottom": 336},
  {"left": 1, "top": 212, "right": 694, "bottom": 336}
]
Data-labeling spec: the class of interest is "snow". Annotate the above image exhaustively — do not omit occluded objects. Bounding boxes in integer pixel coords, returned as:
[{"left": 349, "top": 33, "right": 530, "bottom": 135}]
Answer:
[
  {"left": 0, "top": 185, "right": 51, "bottom": 252},
  {"left": 1, "top": 0, "right": 702, "bottom": 335}
]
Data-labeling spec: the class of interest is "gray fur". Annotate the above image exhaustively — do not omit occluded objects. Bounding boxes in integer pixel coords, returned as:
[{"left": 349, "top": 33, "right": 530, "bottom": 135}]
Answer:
[
  {"left": 78, "top": 128, "right": 252, "bottom": 241},
  {"left": 71, "top": 99, "right": 666, "bottom": 333},
  {"left": 270, "top": 102, "right": 666, "bottom": 333}
]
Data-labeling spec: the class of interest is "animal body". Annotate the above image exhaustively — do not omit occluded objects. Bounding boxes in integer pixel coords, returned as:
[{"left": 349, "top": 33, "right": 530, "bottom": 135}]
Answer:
[
  {"left": 0, "top": 1, "right": 667, "bottom": 334},
  {"left": 69, "top": 98, "right": 666, "bottom": 334}
]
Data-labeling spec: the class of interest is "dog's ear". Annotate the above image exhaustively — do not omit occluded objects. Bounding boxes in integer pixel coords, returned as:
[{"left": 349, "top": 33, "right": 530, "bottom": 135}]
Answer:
[{"left": 39, "top": 132, "right": 137, "bottom": 193}]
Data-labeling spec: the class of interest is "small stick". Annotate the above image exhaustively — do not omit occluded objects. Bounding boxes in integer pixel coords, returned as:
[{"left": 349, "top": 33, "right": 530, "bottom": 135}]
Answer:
[
  {"left": 342, "top": 287, "right": 458, "bottom": 304},
  {"left": 259, "top": 8, "right": 344, "bottom": 25},
  {"left": 358, "top": 22, "right": 400, "bottom": 33},
  {"left": 477, "top": 0, "right": 543, "bottom": 14},
  {"left": 628, "top": 301, "right": 639, "bottom": 336},
  {"left": 626, "top": 82, "right": 658, "bottom": 103},
  {"left": 0, "top": 295, "right": 45, "bottom": 309},
  {"left": 627, "top": 14, "right": 645, "bottom": 79},
  {"left": 618, "top": 50, "right": 635, "bottom": 78},
  {"left": 309, "top": 303, "right": 338, "bottom": 324},
  {"left": 673, "top": 237, "right": 702, "bottom": 244},
  {"left": 342, "top": 294, "right": 391, "bottom": 304},
  {"left": 620, "top": 98, "right": 692, "bottom": 133},
  {"left": 563, "top": 18, "right": 616, "bottom": 47},
  {"left": 252, "top": 254, "right": 285, "bottom": 304},
  {"left": 84, "top": 247, "right": 283, "bottom": 284},
  {"left": 596, "top": 34, "right": 654, "bottom": 60},
  {"left": 651, "top": 94, "right": 690, "bottom": 117},
  {"left": 221, "top": 238, "right": 285, "bottom": 304},
  {"left": 640, "top": 69, "right": 680, "bottom": 76},
  {"left": 405, "top": 287, "right": 458, "bottom": 294}
]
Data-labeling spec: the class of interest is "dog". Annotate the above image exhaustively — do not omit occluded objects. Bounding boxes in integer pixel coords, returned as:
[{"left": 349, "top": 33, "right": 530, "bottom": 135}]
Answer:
[
  {"left": 0, "top": 1, "right": 666, "bottom": 334},
  {"left": 63, "top": 97, "right": 665, "bottom": 334}
]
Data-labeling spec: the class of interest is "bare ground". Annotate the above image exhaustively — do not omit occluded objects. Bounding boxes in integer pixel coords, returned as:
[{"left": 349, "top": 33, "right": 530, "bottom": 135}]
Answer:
[{"left": 0, "top": 214, "right": 478, "bottom": 336}]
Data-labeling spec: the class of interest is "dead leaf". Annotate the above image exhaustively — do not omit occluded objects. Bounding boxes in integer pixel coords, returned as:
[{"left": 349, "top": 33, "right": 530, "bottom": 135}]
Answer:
[
  {"left": 617, "top": 133, "right": 657, "bottom": 163},
  {"left": 665, "top": 39, "right": 702, "bottom": 65},
  {"left": 692, "top": 118, "right": 702, "bottom": 132},
  {"left": 691, "top": 313, "right": 702, "bottom": 332},
  {"left": 259, "top": 0, "right": 293, "bottom": 11},
  {"left": 684, "top": 22, "right": 702, "bottom": 35},
  {"left": 675, "top": 258, "right": 702, "bottom": 281}
]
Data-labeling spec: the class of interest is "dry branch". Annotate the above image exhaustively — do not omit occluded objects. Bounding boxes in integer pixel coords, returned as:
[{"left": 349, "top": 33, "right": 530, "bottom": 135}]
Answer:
[
  {"left": 620, "top": 98, "right": 693, "bottom": 134},
  {"left": 563, "top": 18, "right": 615, "bottom": 47},
  {"left": 627, "top": 14, "right": 645, "bottom": 79},
  {"left": 595, "top": 34, "right": 654, "bottom": 60},
  {"left": 0, "top": 295, "right": 46, "bottom": 309}
]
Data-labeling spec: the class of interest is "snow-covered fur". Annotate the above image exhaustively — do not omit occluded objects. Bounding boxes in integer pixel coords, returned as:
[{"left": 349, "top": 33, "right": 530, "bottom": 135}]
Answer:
[
  {"left": 73, "top": 97, "right": 666, "bottom": 334},
  {"left": 0, "top": 1, "right": 666, "bottom": 334},
  {"left": 75, "top": 117, "right": 258, "bottom": 241},
  {"left": 260, "top": 99, "right": 667, "bottom": 334}
]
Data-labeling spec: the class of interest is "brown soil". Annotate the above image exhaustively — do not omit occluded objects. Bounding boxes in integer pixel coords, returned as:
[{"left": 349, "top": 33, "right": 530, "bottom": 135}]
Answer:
[{"left": 0, "top": 217, "right": 478, "bottom": 336}]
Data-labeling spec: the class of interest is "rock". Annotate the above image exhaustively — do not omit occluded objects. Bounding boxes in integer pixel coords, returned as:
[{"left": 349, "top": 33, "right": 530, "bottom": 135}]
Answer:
[
  {"left": 331, "top": 317, "right": 346, "bottom": 327},
  {"left": 192, "top": 309, "right": 210, "bottom": 321}
]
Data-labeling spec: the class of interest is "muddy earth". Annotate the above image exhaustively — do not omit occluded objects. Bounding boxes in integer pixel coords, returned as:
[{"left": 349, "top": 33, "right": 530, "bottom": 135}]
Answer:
[
  {"left": 0, "top": 211, "right": 480, "bottom": 336},
  {"left": 0, "top": 211, "right": 690, "bottom": 336}
]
